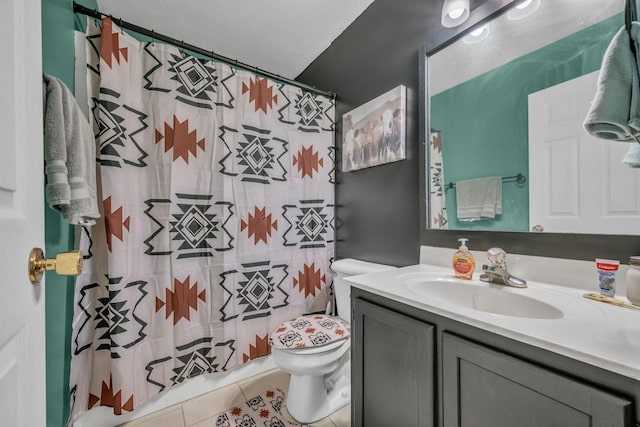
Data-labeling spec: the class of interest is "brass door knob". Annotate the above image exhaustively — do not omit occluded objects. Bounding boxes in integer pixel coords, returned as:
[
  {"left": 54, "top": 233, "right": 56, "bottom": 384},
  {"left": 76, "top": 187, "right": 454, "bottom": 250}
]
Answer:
[{"left": 28, "top": 247, "right": 83, "bottom": 285}]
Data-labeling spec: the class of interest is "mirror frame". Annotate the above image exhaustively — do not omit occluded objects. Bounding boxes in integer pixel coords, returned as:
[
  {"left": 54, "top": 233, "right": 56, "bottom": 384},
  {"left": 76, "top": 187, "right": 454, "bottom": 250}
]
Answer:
[{"left": 418, "top": 0, "right": 640, "bottom": 261}]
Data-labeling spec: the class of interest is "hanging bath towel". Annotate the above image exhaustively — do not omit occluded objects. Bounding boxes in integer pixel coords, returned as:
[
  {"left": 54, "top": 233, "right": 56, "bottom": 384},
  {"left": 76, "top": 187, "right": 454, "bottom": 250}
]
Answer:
[
  {"left": 624, "top": 22, "right": 640, "bottom": 166},
  {"left": 42, "top": 73, "right": 100, "bottom": 225},
  {"left": 456, "top": 176, "right": 502, "bottom": 221},
  {"left": 584, "top": 26, "right": 639, "bottom": 141}
]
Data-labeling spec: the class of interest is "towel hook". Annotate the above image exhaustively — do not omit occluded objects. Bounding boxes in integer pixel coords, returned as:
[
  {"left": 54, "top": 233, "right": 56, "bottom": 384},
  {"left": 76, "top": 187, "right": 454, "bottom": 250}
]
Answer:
[
  {"left": 626, "top": 0, "right": 637, "bottom": 32},
  {"left": 514, "top": 173, "right": 527, "bottom": 184}
]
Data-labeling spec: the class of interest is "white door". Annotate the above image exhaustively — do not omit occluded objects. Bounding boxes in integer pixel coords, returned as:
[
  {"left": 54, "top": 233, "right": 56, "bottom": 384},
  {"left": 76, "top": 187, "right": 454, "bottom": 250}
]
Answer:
[
  {"left": 0, "top": 0, "right": 46, "bottom": 425},
  {"left": 529, "top": 71, "right": 640, "bottom": 234}
]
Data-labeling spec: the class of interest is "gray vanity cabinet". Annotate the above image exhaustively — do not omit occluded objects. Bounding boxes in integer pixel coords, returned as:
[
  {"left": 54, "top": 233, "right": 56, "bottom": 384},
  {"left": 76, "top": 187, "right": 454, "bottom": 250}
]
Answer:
[
  {"left": 352, "top": 299, "right": 435, "bottom": 427},
  {"left": 442, "top": 333, "right": 632, "bottom": 427},
  {"left": 352, "top": 289, "right": 636, "bottom": 427}
]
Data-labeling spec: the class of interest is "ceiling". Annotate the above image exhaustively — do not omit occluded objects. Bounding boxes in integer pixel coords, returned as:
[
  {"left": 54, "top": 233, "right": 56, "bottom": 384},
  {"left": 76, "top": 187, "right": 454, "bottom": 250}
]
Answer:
[{"left": 96, "top": 0, "right": 375, "bottom": 79}]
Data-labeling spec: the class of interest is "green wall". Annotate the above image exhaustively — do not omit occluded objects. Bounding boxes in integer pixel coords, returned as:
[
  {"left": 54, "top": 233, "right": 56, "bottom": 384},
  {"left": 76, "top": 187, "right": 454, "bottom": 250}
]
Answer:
[
  {"left": 41, "top": 1, "right": 97, "bottom": 426},
  {"left": 431, "top": 13, "right": 622, "bottom": 231},
  {"left": 40, "top": 5, "right": 205, "bottom": 425}
]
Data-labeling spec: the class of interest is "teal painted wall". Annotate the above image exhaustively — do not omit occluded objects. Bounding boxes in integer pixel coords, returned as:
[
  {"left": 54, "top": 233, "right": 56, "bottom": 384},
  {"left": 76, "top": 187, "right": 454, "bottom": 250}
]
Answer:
[
  {"left": 40, "top": 6, "right": 205, "bottom": 425},
  {"left": 431, "top": 14, "right": 622, "bottom": 231},
  {"left": 41, "top": 1, "right": 97, "bottom": 426}
]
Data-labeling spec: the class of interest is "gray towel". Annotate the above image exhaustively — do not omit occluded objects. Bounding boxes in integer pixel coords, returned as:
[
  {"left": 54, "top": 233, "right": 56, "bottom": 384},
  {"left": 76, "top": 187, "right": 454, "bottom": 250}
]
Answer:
[
  {"left": 43, "top": 74, "right": 99, "bottom": 225},
  {"left": 624, "top": 22, "right": 640, "bottom": 164},
  {"left": 629, "top": 23, "right": 640, "bottom": 133},
  {"left": 584, "top": 26, "right": 639, "bottom": 141}
]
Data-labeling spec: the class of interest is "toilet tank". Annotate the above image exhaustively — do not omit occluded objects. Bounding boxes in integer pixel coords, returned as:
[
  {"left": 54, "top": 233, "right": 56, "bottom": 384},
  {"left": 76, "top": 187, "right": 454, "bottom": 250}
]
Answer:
[{"left": 331, "top": 258, "right": 396, "bottom": 322}]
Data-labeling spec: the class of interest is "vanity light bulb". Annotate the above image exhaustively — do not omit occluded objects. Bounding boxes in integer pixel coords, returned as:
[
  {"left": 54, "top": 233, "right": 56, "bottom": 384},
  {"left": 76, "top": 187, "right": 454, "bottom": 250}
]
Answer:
[
  {"left": 507, "top": 0, "right": 540, "bottom": 20},
  {"left": 441, "top": 0, "right": 470, "bottom": 28},
  {"left": 516, "top": 0, "right": 533, "bottom": 9},
  {"left": 463, "top": 25, "right": 490, "bottom": 44},
  {"left": 448, "top": 8, "right": 465, "bottom": 19}
]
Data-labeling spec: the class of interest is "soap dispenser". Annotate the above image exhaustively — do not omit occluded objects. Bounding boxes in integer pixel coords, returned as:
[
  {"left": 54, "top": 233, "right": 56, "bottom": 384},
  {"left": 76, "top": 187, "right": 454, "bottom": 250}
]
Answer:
[{"left": 452, "top": 238, "right": 475, "bottom": 280}]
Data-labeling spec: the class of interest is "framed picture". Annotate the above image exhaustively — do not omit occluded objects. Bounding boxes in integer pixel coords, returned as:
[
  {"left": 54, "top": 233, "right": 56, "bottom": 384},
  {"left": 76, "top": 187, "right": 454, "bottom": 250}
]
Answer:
[{"left": 341, "top": 85, "right": 406, "bottom": 172}]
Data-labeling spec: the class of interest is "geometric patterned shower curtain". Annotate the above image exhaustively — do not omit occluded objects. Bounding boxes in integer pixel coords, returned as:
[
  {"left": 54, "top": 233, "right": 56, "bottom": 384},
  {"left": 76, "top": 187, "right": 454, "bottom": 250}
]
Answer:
[
  {"left": 429, "top": 131, "right": 448, "bottom": 229},
  {"left": 69, "top": 17, "right": 335, "bottom": 423}
]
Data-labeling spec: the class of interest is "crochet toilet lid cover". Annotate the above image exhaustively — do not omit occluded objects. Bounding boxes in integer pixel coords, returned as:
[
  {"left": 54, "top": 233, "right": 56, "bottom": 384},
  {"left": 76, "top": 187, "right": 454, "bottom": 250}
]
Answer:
[{"left": 269, "top": 314, "right": 350, "bottom": 349}]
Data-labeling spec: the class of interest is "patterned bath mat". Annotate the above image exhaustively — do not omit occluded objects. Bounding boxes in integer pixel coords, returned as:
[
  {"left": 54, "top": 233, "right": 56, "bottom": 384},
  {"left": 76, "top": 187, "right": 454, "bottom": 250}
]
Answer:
[{"left": 215, "top": 388, "right": 300, "bottom": 426}]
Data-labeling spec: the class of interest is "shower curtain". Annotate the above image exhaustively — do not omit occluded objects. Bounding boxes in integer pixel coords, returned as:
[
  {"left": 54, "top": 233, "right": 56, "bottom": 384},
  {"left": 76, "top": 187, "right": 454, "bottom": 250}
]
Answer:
[
  {"left": 429, "top": 131, "right": 448, "bottom": 228},
  {"left": 69, "top": 17, "right": 335, "bottom": 422}
]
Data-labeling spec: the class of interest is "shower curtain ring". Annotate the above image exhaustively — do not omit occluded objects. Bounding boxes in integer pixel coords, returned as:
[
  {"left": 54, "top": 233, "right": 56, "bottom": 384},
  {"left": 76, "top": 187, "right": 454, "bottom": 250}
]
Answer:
[
  {"left": 180, "top": 40, "right": 185, "bottom": 54},
  {"left": 151, "top": 30, "right": 155, "bottom": 46},
  {"left": 118, "top": 18, "right": 123, "bottom": 33}
]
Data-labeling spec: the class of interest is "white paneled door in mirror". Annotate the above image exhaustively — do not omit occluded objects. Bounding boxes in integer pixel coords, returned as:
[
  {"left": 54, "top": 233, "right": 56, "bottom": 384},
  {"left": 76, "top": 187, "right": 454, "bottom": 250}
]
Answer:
[
  {"left": 0, "top": 0, "right": 46, "bottom": 425},
  {"left": 529, "top": 71, "right": 640, "bottom": 235}
]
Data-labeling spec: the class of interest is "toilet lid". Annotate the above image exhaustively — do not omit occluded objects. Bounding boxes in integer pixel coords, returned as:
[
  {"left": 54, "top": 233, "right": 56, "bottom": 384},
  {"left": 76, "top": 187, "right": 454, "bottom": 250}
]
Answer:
[{"left": 269, "top": 314, "right": 350, "bottom": 349}]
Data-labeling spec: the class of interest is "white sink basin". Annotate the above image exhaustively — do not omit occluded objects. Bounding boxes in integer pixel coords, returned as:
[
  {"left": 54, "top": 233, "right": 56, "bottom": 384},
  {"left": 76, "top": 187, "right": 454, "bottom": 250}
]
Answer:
[
  {"left": 404, "top": 277, "right": 563, "bottom": 319},
  {"left": 347, "top": 262, "right": 640, "bottom": 381}
]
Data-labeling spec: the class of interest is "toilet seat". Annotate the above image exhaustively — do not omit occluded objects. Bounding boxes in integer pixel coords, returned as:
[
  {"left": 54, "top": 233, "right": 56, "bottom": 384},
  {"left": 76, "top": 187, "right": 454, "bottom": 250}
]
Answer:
[
  {"left": 274, "top": 338, "right": 348, "bottom": 355},
  {"left": 269, "top": 314, "right": 350, "bottom": 350}
]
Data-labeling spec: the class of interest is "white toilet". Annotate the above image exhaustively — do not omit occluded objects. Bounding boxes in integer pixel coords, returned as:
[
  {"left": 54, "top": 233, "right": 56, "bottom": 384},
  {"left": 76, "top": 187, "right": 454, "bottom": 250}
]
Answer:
[{"left": 270, "top": 258, "right": 396, "bottom": 423}]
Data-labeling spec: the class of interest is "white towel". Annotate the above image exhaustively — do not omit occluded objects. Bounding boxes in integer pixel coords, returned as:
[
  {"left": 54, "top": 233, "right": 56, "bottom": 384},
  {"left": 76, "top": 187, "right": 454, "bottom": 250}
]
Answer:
[{"left": 456, "top": 176, "right": 502, "bottom": 221}]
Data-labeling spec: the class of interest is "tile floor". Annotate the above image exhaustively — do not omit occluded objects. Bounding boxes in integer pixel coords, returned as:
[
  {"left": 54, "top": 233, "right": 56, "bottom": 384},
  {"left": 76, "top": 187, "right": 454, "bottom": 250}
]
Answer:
[{"left": 118, "top": 368, "right": 351, "bottom": 427}]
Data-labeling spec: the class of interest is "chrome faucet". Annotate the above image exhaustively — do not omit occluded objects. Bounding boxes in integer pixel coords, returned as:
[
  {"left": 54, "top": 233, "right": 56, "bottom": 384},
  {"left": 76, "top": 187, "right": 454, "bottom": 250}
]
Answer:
[{"left": 479, "top": 247, "right": 527, "bottom": 288}]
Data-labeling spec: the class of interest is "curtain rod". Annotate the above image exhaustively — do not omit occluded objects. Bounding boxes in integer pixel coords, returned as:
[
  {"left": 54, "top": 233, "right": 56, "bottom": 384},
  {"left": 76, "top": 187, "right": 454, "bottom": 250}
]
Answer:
[{"left": 72, "top": 2, "right": 336, "bottom": 99}]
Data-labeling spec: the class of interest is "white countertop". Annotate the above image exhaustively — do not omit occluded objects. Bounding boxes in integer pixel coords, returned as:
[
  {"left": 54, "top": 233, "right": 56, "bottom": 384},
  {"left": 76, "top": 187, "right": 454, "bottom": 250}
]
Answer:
[{"left": 347, "top": 263, "right": 640, "bottom": 381}]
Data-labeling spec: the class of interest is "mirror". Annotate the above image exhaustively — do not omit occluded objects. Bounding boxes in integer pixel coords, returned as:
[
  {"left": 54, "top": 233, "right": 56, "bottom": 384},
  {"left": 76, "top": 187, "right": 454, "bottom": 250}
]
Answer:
[{"left": 426, "top": 0, "right": 639, "bottom": 235}]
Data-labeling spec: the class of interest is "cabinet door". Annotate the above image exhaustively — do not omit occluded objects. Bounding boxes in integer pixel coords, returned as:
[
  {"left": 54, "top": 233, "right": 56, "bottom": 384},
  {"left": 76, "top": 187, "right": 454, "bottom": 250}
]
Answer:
[
  {"left": 352, "top": 299, "right": 435, "bottom": 427},
  {"left": 442, "top": 333, "right": 633, "bottom": 427}
]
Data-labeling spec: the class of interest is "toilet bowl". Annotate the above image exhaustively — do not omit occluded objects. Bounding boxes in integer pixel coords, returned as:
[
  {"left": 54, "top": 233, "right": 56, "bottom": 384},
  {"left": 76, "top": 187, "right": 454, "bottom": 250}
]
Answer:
[{"left": 270, "top": 259, "right": 396, "bottom": 423}]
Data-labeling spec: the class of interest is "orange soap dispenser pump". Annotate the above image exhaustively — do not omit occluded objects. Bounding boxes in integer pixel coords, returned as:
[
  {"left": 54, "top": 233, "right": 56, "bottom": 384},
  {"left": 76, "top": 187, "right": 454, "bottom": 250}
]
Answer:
[{"left": 452, "top": 238, "right": 475, "bottom": 280}]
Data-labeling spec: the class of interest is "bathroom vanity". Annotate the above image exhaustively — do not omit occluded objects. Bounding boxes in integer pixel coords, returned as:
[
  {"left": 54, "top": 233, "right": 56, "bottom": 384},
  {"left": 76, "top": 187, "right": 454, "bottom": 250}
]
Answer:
[{"left": 348, "top": 255, "right": 640, "bottom": 427}]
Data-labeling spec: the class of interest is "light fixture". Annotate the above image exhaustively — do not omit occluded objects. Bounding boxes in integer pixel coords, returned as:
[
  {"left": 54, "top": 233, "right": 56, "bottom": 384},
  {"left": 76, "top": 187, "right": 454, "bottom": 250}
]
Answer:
[
  {"left": 516, "top": 0, "right": 533, "bottom": 9},
  {"left": 441, "top": 0, "right": 470, "bottom": 28},
  {"left": 507, "top": 0, "right": 541, "bottom": 20},
  {"left": 463, "top": 24, "right": 490, "bottom": 44}
]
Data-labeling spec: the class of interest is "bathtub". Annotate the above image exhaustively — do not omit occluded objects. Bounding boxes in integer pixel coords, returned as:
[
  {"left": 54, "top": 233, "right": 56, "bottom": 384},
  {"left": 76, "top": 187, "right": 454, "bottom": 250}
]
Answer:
[{"left": 72, "top": 356, "right": 276, "bottom": 427}]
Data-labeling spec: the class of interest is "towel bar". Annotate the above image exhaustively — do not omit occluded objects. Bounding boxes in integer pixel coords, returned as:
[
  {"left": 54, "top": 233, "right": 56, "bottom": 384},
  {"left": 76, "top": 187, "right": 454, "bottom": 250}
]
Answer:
[{"left": 444, "top": 173, "right": 526, "bottom": 191}]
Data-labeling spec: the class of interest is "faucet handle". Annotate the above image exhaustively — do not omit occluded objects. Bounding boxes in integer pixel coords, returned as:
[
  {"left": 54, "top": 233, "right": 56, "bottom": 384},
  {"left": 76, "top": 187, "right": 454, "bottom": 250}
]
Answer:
[{"left": 487, "top": 247, "right": 507, "bottom": 269}]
